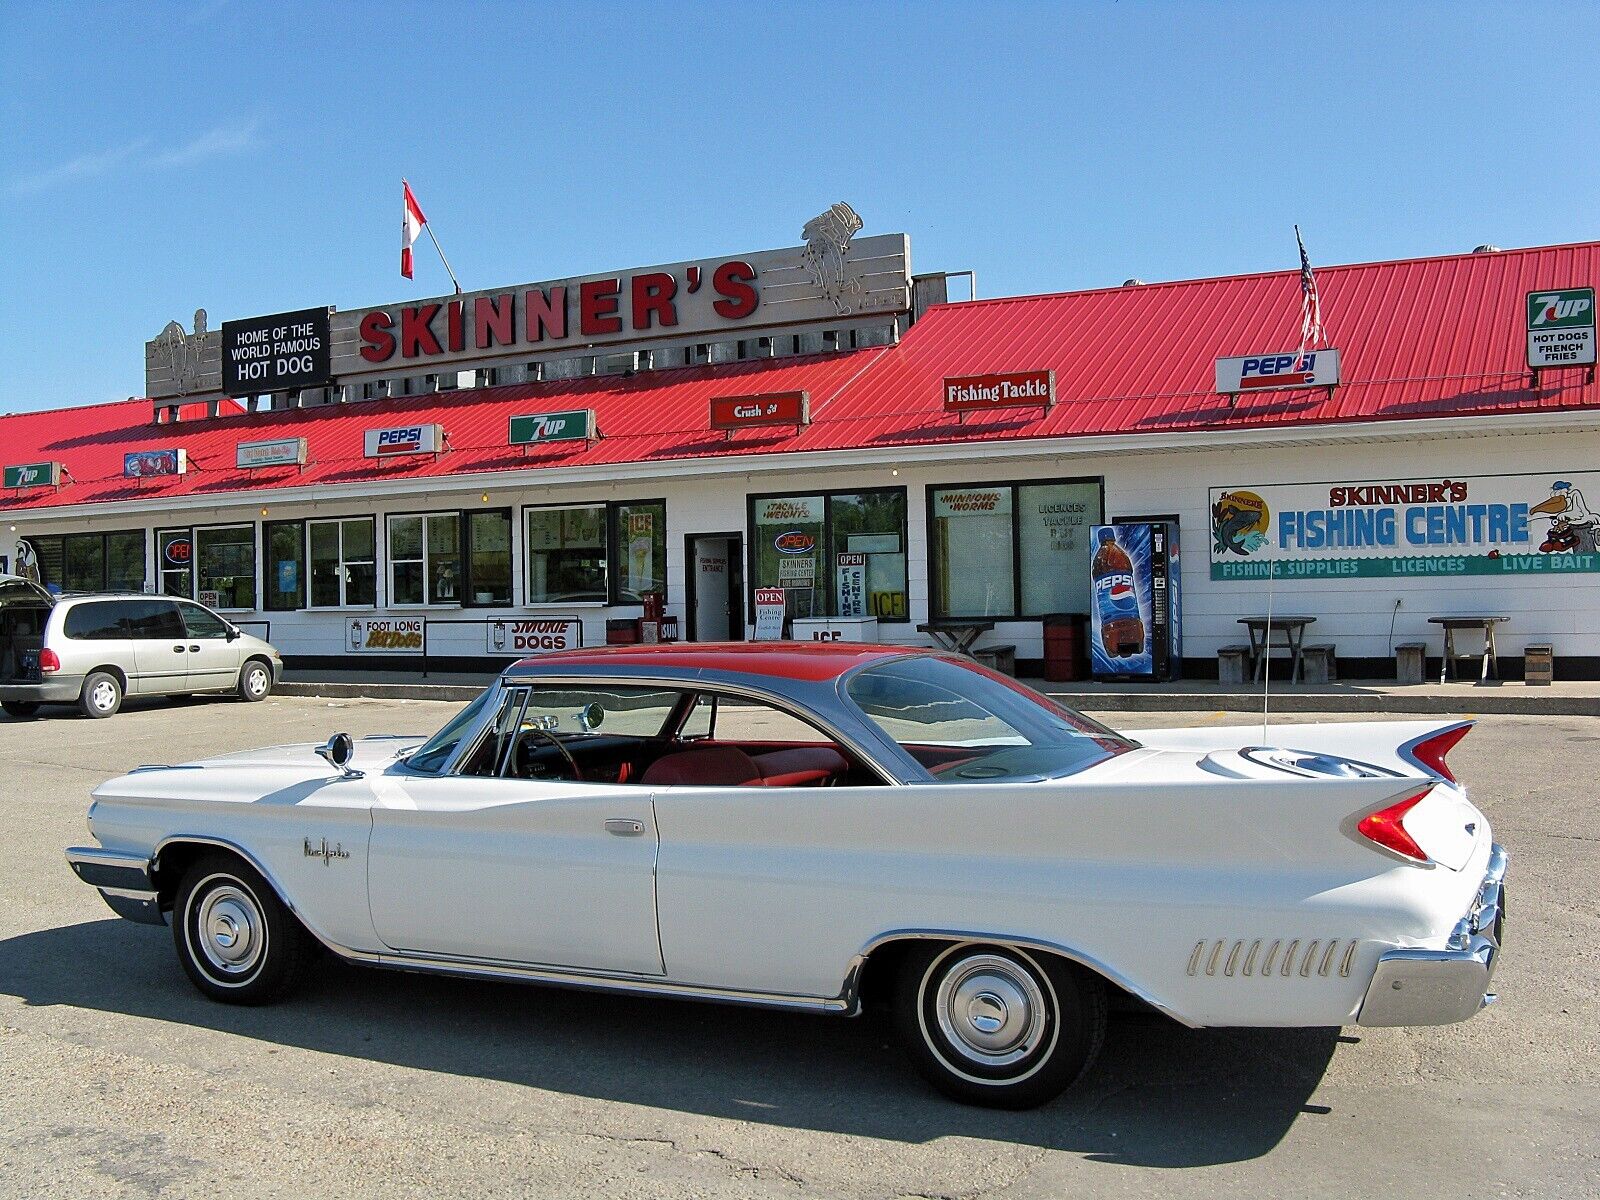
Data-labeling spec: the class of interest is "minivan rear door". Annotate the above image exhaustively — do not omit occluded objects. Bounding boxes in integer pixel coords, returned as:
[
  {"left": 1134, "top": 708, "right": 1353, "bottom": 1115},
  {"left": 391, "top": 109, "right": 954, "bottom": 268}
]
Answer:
[
  {"left": 0, "top": 575, "right": 54, "bottom": 609},
  {"left": 124, "top": 599, "right": 191, "bottom": 694}
]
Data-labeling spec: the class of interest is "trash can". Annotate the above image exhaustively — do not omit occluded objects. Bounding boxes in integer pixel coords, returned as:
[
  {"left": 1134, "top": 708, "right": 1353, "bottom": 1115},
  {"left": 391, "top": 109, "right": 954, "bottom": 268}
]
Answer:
[
  {"left": 1042, "top": 614, "right": 1086, "bottom": 682},
  {"left": 1524, "top": 643, "right": 1553, "bottom": 685}
]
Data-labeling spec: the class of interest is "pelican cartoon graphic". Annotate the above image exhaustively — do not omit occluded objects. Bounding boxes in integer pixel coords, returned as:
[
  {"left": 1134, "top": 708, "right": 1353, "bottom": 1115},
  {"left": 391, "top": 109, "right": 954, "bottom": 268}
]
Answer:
[
  {"left": 13, "top": 539, "right": 41, "bottom": 586},
  {"left": 1530, "top": 480, "right": 1596, "bottom": 554}
]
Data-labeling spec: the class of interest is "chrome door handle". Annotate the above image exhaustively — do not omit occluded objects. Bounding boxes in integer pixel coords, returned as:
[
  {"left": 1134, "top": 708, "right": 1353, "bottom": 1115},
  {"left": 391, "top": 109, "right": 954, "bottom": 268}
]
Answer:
[
  {"left": 188, "top": 645, "right": 200, "bottom": 652},
  {"left": 604, "top": 818, "right": 645, "bottom": 837},
  {"left": 173, "top": 645, "right": 186, "bottom": 654}
]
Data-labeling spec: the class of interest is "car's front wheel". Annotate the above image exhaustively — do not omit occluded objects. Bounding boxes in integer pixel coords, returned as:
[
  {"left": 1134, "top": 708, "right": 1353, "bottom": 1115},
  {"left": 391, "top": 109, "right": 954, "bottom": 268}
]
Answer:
[
  {"left": 173, "top": 853, "right": 311, "bottom": 1004},
  {"left": 893, "top": 942, "right": 1105, "bottom": 1108}
]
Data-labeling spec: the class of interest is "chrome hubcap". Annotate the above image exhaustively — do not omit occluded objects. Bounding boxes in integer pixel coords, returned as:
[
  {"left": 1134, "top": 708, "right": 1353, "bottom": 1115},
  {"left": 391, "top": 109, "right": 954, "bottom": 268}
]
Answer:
[
  {"left": 91, "top": 681, "right": 116, "bottom": 710},
  {"left": 247, "top": 669, "right": 267, "bottom": 696},
  {"left": 934, "top": 953, "right": 1047, "bottom": 1068},
  {"left": 194, "top": 884, "right": 265, "bottom": 977}
]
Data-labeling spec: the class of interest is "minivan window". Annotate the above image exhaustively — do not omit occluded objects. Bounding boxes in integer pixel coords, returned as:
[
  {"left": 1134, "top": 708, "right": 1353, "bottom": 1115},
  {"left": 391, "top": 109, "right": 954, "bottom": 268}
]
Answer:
[
  {"left": 64, "top": 601, "right": 130, "bottom": 641},
  {"left": 180, "top": 603, "right": 230, "bottom": 639},
  {"left": 122, "top": 599, "right": 185, "bottom": 640}
]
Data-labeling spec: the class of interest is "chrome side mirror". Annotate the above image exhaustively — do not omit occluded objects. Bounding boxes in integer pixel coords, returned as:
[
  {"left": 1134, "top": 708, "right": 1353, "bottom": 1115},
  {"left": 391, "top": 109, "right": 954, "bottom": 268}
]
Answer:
[
  {"left": 316, "top": 732, "right": 363, "bottom": 778},
  {"left": 576, "top": 702, "right": 604, "bottom": 732}
]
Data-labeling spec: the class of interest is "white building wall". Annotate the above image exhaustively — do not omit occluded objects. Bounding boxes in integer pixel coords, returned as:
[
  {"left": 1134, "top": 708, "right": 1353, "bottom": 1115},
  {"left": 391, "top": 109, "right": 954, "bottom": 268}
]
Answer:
[{"left": 7, "top": 425, "right": 1596, "bottom": 670}]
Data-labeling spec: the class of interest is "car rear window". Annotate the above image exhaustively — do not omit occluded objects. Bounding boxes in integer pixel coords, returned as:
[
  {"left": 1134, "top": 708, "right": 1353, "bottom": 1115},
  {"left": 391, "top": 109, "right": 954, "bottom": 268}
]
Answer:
[{"left": 63, "top": 601, "right": 130, "bottom": 641}]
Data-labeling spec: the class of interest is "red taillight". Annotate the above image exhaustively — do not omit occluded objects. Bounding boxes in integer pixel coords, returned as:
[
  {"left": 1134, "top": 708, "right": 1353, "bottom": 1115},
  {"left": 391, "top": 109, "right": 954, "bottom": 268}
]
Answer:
[
  {"left": 38, "top": 648, "right": 61, "bottom": 674},
  {"left": 1410, "top": 724, "right": 1470, "bottom": 783},
  {"left": 1357, "top": 789, "right": 1431, "bottom": 862}
]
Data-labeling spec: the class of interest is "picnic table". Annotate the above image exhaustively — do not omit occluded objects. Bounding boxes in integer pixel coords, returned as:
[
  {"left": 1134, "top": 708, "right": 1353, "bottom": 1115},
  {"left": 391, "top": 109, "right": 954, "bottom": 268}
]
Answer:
[
  {"left": 917, "top": 618, "right": 996, "bottom": 657},
  {"left": 1429, "top": 615, "right": 1510, "bottom": 683},
  {"left": 1237, "top": 615, "right": 1317, "bottom": 682}
]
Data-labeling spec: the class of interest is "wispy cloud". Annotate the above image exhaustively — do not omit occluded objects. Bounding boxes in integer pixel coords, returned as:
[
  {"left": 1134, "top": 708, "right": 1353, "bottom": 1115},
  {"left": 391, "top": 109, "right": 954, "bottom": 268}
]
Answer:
[{"left": 10, "top": 120, "right": 260, "bottom": 194}]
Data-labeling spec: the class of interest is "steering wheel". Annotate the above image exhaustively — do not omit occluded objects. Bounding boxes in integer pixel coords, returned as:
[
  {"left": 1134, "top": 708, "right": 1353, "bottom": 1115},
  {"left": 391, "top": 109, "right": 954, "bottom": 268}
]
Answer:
[{"left": 519, "top": 725, "right": 583, "bottom": 781}]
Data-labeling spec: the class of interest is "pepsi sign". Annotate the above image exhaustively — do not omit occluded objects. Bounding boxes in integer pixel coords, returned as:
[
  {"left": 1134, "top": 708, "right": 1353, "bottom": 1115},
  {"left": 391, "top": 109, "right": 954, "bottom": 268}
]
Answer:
[
  {"left": 364, "top": 424, "right": 445, "bottom": 457},
  {"left": 1216, "top": 348, "right": 1340, "bottom": 395}
]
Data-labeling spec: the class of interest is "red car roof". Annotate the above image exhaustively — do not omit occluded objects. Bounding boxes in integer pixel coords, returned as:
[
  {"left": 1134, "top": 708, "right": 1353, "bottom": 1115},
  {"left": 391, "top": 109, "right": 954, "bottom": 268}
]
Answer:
[{"left": 513, "top": 640, "right": 917, "bottom": 682}]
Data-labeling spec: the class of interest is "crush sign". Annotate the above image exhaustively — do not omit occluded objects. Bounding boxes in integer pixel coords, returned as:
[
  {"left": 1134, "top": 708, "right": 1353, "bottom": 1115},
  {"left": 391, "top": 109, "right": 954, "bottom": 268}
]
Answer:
[{"left": 221, "top": 308, "right": 333, "bottom": 397}]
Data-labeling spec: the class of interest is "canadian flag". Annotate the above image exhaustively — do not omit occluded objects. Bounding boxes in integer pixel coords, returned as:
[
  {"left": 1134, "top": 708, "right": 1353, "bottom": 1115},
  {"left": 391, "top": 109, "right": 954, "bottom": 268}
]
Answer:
[{"left": 401, "top": 179, "right": 427, "bottom": 279}]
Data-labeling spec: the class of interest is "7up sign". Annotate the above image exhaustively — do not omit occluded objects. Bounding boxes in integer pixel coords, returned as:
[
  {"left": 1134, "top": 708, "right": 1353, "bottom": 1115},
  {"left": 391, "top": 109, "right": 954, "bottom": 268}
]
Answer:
[
  {"left": 1527, "top": 287, "right": 1595, "bottom": 369},
  {"left": 509, "top": 409, "right": 597, "bottom": 447},
  {"left": 4, "top": 462, "right": 61, "bottom": 489}
]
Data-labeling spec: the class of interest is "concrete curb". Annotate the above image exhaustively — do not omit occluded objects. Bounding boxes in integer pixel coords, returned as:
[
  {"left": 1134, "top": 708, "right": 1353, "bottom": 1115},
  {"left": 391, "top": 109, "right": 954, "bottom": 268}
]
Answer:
[
  {"left": 277, "top": 678, "right": 1599, "bottom": 716},
  {"left": 278, "top": 681, "right": 486, "bottom": 703}
]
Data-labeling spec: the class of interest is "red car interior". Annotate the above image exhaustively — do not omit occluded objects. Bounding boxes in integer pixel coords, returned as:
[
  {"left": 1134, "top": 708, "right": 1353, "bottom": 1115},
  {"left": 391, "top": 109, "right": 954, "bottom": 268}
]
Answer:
[{"left": 638, "top": 744, "right": 850, "bottom": 788}]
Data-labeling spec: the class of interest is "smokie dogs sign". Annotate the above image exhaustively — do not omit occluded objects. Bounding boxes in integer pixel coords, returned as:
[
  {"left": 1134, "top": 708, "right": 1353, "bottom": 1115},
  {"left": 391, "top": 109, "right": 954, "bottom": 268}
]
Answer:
[{"left": 1209, "top": 472, "right": 1600, "bottom": 579}]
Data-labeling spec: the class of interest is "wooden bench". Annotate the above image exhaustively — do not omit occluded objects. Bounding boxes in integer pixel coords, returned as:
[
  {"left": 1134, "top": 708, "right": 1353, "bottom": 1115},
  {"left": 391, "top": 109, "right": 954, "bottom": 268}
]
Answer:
[
  {"left": 1302, "top": 644, "right": 1337, "bottom": 684},
  {"left": 1395, "top": 642, "right": 1427, "bottom": 686},
  {"left": 1218, "top": 645, "right": 1251, "bottom": 685},
  {"left": 973, "top": 644, "right": 1017, "bottom": 676}
]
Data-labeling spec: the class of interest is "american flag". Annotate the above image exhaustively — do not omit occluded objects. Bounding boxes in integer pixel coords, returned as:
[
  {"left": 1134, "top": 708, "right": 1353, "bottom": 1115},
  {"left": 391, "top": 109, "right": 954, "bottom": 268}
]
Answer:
[{"left": 1296, "top": 225, "right": 1327, "bottom": 352}]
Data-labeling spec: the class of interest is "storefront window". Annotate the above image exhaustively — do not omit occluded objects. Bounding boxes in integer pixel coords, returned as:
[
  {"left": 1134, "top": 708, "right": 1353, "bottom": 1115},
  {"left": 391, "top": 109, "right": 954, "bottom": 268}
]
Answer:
[
  {"left": 526, "top": 505, "right": 607, "bottom": 603},
  {"left": 931, "top": 479, "right": 1103, "bottom": 618},
  {"left": 265, "top": 521, "right": 305, "bottom": 611},
  {"left": 465, "top": 510, "right": 512, "bottom": 606},
  {"left": 19, "top": 531, "right": 147, "bottom": 594},
  {"left": 614, "top": 501, "right": 666, "bottom": 603},
  {"left": 750, "top": 490, "right": 907, "bottom": 621},
  {"left": 309, "top": 517, "right": 376, "bottom": 608},
  {"left": 389, "top": 513, "right": 464, "bottom": 606},
  {"left": 158, "top": 528, "right": 194, "bottom": 598},
  {"left": 1017, "top": 482, "right": 1099, "bottom": 615},
  {"left": 195, "top": 525, "right": 256, "bottom": 610}
]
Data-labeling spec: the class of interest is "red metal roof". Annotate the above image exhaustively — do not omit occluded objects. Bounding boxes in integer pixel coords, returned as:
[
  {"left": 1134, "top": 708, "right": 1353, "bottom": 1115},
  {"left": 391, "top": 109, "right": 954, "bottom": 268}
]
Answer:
[{"left": 3, "top": 240, "right": 1594, "bottom": 513}]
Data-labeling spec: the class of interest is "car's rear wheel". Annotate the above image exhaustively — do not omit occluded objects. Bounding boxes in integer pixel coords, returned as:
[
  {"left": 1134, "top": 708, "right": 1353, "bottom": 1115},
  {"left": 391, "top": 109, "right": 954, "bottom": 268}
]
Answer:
[
  {"left": 237, "top": 659, "right": 273, "bottom": 702},
  {"left": 79, "top": 671, "right": 122, "bottom": 719},
  {"left": 1, "top": 701, "right": 40, "bottom": 718},
  {"left": 893, "top": 941, "right": 1105, "bottom": 1109},
  {"left": 173, "top": 852, "right": 311, "bottom": 1004}
]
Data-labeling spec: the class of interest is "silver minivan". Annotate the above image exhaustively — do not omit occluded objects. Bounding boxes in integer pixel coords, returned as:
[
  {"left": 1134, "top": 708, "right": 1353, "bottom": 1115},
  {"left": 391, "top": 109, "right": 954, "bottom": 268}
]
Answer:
[{"left": 0, "top": 575, "right": 283, "bottom": 719}]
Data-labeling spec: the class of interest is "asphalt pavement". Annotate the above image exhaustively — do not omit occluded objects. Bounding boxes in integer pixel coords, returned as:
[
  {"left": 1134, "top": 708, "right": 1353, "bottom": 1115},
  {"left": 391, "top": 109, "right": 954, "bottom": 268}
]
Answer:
[{"left": 0, "top": 693, "right": 1595, "bottom": 1198}]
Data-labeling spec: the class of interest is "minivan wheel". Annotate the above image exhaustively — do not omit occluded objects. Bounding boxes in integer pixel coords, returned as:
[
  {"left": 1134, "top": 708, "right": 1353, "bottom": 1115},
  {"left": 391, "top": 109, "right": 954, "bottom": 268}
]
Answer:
[
  {"left": 238, "top": 659, "right": 273, "bottom": 702},
  {"left": 79, "top": 671, "right": 123, "bottom": 719},
  {"left": 2, "top": 701, "right": 40, "bottom": 718},
  {"left": 893, "top": 942, "right": 1106, "bottom": 1109}
]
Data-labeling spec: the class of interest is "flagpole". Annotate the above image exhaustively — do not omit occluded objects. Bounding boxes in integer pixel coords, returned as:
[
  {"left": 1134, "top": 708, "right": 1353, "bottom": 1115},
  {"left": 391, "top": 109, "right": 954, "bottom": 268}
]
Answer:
[{"left": 424, "top": 223, "right": 463, "bottom": 295}]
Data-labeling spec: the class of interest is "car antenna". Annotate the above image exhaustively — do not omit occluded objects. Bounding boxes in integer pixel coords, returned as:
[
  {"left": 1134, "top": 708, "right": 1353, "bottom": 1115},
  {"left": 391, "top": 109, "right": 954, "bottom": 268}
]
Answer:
[{"left": 1261, "top": 555, "right": 1278, "bottom": 744}]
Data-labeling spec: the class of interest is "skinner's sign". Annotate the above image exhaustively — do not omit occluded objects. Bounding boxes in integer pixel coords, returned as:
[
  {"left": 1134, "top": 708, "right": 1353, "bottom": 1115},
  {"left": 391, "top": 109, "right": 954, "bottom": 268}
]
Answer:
[
  {"left": 146, "top": 221, "right": 911, "bottom": 401},
  {"left": 1209, "top": 472, "right": 1600, "bottom": 579}
]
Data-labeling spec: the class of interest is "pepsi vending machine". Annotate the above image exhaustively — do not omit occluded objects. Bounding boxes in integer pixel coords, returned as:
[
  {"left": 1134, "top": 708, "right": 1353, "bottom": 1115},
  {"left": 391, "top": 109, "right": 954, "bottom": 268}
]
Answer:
[{"left": 1088, "top": 522, "right": 1182, "bottom": 681}]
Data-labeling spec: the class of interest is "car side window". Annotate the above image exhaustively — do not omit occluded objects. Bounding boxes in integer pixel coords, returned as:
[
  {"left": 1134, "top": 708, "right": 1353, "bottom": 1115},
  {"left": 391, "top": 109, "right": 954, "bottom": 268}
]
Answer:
[
  {"left": 179, "top": 603, "right": 230, "bottom": 639},
  {"left": 122, "top": 599, "right": 186, "bottom": 640},
  {"left": 63, "top": 601, "right": 130, "bottom": 641}
]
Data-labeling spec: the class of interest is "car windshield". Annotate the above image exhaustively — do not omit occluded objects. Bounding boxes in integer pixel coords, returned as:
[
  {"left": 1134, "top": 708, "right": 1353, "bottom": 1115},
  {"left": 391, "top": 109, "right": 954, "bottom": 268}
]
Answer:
[
  {"left": 406, "top": 689, "right": 492, "bottom": 772},
  {"left": 844, "top": 656, "right": 1136, "bottom": 783}
]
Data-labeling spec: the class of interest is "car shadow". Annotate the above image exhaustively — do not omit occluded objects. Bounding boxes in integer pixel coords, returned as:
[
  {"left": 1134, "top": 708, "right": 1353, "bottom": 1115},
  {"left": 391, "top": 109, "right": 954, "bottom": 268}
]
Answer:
[{"left": 0, "top": 919, "right": 1340, "bottom": 1166}]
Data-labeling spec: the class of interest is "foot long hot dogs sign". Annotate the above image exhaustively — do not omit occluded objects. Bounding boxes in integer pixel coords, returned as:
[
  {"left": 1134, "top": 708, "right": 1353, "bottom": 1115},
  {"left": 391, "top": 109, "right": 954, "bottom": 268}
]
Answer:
[
  {"left": 1210, "top": 472, "right": 1600, "bottom": 579},
  {"left": 146, "top": 217, "right": 911, "bottom": 402}
]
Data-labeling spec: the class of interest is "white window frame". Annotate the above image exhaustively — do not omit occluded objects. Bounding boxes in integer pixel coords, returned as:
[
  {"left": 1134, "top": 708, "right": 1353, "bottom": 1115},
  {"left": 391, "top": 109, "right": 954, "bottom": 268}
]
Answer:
[
  {"left": 307, "top": 516, "right": 377, "bottom": 610},
  {"left": 386, "top": 512, "right": 463, "bottom": 608},
  {"left": 523, "top": 503, "right": 609, "bottom": 607}
]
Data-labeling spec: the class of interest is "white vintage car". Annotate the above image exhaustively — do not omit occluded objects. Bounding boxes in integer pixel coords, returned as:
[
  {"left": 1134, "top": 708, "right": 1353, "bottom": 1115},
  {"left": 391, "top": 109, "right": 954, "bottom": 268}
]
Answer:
[{"left": 66, "top": 643, "right": 1505, "bottom": 1108}]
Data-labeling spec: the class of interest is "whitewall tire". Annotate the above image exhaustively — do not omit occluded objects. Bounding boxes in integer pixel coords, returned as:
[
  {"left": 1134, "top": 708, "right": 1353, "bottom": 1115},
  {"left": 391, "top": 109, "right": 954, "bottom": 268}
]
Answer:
[
  {"left": 893, "top": 942, "right": 1105, "bottom": 1109},
  {"left": 173, "top": 853, "right": 310, "bottom": 1005}
]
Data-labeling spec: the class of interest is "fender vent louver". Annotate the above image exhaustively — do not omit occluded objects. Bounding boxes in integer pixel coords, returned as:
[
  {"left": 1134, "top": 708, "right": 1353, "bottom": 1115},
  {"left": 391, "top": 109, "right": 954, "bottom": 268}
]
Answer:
[{"left": 1188, "top": 938, "right": 1359, "bottom": 979}]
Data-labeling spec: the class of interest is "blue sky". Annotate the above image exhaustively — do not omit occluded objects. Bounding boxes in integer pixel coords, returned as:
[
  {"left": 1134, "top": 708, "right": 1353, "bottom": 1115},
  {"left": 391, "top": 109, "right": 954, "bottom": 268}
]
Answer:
[{"left": 1, "top": 1, "right": 1596, "bottom": 414}]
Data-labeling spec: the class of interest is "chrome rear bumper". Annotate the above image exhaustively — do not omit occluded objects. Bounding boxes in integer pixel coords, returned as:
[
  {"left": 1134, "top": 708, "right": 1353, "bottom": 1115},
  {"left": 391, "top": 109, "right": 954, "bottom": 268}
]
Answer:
[
  {"left": 1358, "top": 843, "right": 1506, "bottom": 1027},
  {"left": 65, "top": 846, "right": 165, "bottom": 926}
]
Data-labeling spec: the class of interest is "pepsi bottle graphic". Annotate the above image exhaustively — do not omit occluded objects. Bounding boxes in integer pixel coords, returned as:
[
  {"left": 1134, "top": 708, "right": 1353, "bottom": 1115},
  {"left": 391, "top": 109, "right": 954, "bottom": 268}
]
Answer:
[{"left": 1092, "top": 527, "right": 1145, "bottom": 657}]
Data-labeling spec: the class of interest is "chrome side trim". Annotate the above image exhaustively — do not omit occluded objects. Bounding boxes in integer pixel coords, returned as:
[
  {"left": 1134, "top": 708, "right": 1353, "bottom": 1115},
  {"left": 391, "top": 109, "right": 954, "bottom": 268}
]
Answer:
[
  {"left": 336, "top": 947, "right": 849, "bottom": 1013},
  {"left": 842, "top": 929, "right": 1202, "bottom": 1028},
  {"left": 1396, "top": 720, "right": 1475, "bottom": 779},
  {"left": 65, "top": 846, "right": 152, "bottom": 891}
]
